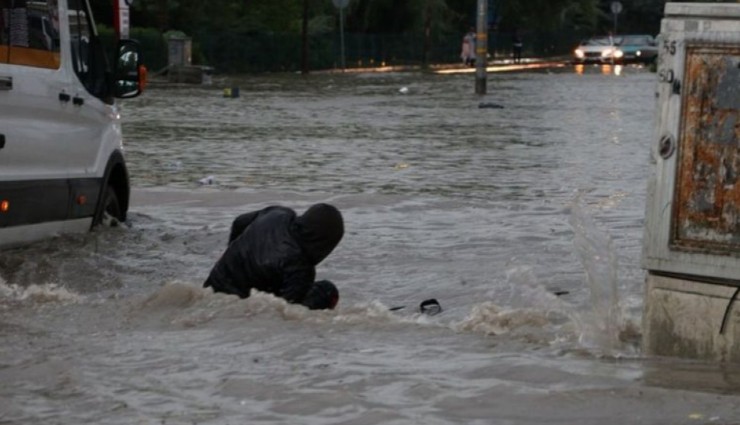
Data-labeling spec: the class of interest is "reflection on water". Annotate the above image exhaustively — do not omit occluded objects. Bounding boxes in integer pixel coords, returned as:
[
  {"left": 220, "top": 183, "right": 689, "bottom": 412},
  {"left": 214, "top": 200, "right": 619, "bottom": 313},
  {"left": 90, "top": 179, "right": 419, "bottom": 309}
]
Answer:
[
  {"left": 573, "top": 63, "right": 627, "bottom": 76},
  {"left": 643, "top": 359, "right": 740, "bottom": 395}
]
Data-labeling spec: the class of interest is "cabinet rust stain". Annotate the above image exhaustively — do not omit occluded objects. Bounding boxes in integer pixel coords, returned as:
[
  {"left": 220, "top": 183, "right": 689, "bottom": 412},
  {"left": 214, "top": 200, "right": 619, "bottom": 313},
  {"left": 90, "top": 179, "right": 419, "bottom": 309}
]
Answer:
[{"left": 673, "top": 45, "right": 740, "bottom": 253}]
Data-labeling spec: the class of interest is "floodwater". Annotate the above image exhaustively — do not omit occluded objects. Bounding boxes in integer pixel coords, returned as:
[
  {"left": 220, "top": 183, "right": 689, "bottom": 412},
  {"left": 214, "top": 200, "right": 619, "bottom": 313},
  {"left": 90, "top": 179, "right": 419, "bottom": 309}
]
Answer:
[{"left": 3, "top": 64, "right": 740, "bottom": 424}]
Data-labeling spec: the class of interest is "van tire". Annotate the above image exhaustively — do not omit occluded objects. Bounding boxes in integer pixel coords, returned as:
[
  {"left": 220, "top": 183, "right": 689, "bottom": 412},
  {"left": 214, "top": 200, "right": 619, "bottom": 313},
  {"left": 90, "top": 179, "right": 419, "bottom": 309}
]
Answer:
[{"left": 95, "top": 185, "right": 122, "bottom": 227}]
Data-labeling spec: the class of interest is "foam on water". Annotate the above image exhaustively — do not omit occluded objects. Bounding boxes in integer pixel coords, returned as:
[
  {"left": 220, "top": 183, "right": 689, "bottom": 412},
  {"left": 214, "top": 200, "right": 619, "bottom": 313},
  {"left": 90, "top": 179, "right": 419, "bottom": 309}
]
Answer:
[
  {"left": 0, "top": 276, "right": 84, "bottom": 304},
  {"left": 125, "top": 281, "right": 583, "bottom": 350},
  {"left": 130, "top": 280, "right": 612, "bottom": 362},
  {"left": 457, "top": 302, "right": 553, "bottom": 335},
  {"left": 130, "top": 282, "right": 455, "bottom": 332}
]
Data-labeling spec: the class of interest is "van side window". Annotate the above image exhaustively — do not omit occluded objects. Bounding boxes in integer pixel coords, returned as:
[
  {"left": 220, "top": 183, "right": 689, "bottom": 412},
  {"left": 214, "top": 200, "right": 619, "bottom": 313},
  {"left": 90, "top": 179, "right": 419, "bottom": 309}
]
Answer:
[
  {"left": 68, "top": 0, "right": 110, "bottom": 102},
  {"left": 0, "top": 0, "right": 61, "bottom": 68}
]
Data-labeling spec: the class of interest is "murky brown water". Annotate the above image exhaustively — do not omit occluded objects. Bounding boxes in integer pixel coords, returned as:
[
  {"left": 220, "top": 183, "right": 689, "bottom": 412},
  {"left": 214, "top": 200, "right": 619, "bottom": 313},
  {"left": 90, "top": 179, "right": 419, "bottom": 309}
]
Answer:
[{"left": 2, "top": 65, "right": 740, "bottom": 424}]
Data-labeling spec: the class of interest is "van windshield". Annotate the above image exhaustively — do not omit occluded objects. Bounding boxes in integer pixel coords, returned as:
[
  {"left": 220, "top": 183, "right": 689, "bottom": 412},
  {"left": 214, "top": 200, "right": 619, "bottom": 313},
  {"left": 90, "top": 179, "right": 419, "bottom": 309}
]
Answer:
[{"left": 0, "top": 0, "right": 61, "bottom": 69}]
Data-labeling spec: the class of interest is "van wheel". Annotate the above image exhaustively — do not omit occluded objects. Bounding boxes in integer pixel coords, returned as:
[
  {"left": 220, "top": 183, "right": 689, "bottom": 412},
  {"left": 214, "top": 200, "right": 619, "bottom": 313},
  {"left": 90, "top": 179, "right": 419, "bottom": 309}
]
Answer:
[{"left": 96, "top": 185, "right": 122, "bottom": 227}]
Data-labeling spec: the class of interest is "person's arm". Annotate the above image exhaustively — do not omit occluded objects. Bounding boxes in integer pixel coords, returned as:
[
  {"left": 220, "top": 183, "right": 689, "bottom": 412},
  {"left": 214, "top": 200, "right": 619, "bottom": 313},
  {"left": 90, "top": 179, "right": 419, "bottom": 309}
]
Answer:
[
  {"left": 278, "top": 262, "right": 316, "bottom": 306},
  {"left": 228, "top": 210, "right": 261, "bottom": 244}
]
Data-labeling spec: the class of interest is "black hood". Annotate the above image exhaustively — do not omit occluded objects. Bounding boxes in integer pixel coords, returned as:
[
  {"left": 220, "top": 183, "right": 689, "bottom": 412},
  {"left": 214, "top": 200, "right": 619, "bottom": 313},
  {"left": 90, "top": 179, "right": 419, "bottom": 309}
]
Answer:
[{"left": 295, "top": 203, "right": 344, "bottom": 265}]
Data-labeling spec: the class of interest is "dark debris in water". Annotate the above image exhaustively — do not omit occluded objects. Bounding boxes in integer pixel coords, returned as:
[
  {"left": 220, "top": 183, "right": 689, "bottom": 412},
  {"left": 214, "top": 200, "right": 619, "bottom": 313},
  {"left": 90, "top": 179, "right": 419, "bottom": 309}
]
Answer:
[{"left": 419, "top": 298, "right": 442, "bottom": 316}]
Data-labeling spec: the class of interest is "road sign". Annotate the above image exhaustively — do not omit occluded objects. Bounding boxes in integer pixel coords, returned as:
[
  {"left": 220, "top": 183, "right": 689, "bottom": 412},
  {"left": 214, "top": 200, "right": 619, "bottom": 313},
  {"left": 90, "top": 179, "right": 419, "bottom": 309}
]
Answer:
[
  {"left": 611, "top": 1, "right": 623, "bottom": 15},
  {"left": 332, "top": 0, "right": 349, "bottom": 9}
]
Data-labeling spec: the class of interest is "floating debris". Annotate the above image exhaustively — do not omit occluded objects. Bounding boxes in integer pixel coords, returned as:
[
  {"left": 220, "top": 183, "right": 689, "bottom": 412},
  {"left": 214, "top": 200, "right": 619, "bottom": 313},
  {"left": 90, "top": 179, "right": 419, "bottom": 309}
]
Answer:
[
  {"left": 478, "top": 102, "right": 504, "bottom": 109},
  {"left": 223, "top": 87, "right": 240, "bottom": 98},
  {"left": 420, "top": 298, "right": 442, "bottom": 316},
  {"left": 198, "top": 175, "right": 216, "bottom": 185}
]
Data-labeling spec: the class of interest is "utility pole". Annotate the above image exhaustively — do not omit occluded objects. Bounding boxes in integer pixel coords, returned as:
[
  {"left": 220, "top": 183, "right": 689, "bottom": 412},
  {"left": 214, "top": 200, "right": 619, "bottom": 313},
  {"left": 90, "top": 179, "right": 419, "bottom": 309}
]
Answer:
[{"left": 475, "top": 0, "right": 487, "bottom": 94}]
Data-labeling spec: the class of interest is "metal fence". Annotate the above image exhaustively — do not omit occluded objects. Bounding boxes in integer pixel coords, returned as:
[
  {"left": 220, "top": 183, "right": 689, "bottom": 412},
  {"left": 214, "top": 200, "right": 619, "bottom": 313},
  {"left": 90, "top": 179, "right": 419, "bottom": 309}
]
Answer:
[{"left": 118, "top": 29, "right": 589, "bottom": 74}]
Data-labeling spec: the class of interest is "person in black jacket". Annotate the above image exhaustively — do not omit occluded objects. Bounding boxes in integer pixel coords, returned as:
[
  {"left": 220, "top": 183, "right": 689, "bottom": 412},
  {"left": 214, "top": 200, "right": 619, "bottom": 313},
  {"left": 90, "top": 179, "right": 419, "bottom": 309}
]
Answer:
[{"left": 203, "top": 203, "right": 344, "bottom": 310}]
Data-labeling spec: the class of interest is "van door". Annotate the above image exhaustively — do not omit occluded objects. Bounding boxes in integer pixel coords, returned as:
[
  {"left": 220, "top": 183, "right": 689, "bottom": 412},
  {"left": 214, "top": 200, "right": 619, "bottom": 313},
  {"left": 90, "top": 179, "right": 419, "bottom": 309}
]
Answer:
[
  {"left": 65, "top": 0, "right": 120, "bottom": 180},
  {"left": 0, "top": 0, "right": 78, "bottom": 227},
  {"left": 0, "top": 0, "right": 68, "bottom": 182}
]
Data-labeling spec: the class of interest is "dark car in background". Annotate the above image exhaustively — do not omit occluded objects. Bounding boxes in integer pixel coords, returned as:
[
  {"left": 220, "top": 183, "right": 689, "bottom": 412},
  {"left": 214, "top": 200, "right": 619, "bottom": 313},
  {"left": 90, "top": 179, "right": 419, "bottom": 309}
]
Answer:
[{"left": 614, "top": 35, "right": 658, "bottom": 64}]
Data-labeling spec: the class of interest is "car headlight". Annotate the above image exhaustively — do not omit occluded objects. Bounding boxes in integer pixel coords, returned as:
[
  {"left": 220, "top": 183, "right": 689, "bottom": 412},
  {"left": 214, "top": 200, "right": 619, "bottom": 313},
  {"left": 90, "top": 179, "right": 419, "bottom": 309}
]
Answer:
[
  {"left": 614, "top": 50, "right": 624, "bottom": 58},
  {"left": 636, "top": 50, "right": 642, "bottom": 57},
  {"left": 575, "top": 49, "right": 584, "bottom": 58}
]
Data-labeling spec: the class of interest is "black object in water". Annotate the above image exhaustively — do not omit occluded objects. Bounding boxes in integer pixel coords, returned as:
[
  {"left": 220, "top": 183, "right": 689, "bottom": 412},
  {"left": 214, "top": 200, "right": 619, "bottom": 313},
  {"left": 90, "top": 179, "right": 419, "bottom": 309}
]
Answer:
[
  {"left": 419, "top": 298, "right": 442, "bottom": 316},
  {"left": 388, "top": 298, "right": 443, "bottom": 316},
  {"left": 478, "top": 102, "right": 504, "bottom": 109}
]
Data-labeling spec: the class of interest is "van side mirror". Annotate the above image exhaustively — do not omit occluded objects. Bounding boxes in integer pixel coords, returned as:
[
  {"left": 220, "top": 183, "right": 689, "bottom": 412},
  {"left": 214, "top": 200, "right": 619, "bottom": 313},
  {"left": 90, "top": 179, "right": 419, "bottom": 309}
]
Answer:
[{"left": 114, "top": 39, "right": 146, "bottom": 98}]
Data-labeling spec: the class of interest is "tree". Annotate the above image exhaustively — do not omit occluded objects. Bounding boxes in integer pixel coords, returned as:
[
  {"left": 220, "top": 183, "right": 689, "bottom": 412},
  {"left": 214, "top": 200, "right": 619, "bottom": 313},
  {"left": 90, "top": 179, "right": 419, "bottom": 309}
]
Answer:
[{"left": 123, "top": 0, "right": 305, "bottom": 35}]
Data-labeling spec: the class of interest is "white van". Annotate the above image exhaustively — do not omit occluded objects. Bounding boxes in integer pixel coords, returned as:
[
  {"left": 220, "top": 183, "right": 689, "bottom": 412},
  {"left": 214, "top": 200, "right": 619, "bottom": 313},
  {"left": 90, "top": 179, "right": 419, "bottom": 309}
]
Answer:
[{"left": 0, "top": 0, "right": 144, "bottom": 248}]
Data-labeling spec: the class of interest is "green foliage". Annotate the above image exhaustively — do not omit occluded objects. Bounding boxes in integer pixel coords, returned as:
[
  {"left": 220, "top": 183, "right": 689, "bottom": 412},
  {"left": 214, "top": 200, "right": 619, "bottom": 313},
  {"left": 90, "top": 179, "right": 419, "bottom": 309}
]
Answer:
[
  {"left": 495, "top": 0, "right": 601, "bottom": 32},
  {"left": 130, "top": 27, "right": 169, "bottom": 71},
  {"left": 198, "top": 31, "right": 334, "bottom": 73},
  {"left": 93, "top": 0, "right": 690, "bottom": 72},
  {"left": 309, "top": 15, "right": 335, "bottom": 35},
  {"left": 345, "top": 0, "right": 457, "bottom": 35},
  {"left": 128, "top": 0, "right": 306, "bottom": 33}
]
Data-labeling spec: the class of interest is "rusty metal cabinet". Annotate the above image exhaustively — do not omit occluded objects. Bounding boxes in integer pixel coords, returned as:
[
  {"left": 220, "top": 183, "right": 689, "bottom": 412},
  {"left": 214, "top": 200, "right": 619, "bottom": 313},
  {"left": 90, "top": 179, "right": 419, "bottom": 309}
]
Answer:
[{"left": 643, "top": 3, "right": 740, "bottom": 283}]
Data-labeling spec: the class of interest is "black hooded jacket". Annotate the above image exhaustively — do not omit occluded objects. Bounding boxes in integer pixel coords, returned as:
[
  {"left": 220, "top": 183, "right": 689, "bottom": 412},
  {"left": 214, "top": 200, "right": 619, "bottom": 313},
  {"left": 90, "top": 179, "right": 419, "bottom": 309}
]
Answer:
[{"left": 204, "top": 204, "right": 344, "bottom": 309}]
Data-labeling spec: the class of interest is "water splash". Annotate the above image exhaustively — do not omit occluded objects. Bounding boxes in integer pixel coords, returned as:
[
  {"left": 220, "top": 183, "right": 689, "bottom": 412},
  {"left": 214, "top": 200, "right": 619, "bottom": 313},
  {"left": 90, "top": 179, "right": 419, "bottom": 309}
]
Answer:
[
  {"left": 456, "top": 302, "right": 550, "bottom": 336},
  {"left": 130, "top": 283, "right": 433, "bottom": 330},
  {"left": 0, "top": 277, "right": 84, "bottom": 304},
  {"left": 459, "top": 267, "right": 576, "bottom": 344},
  {"left": 568, "top": 192, "right": 623, "bottom": 354}
]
